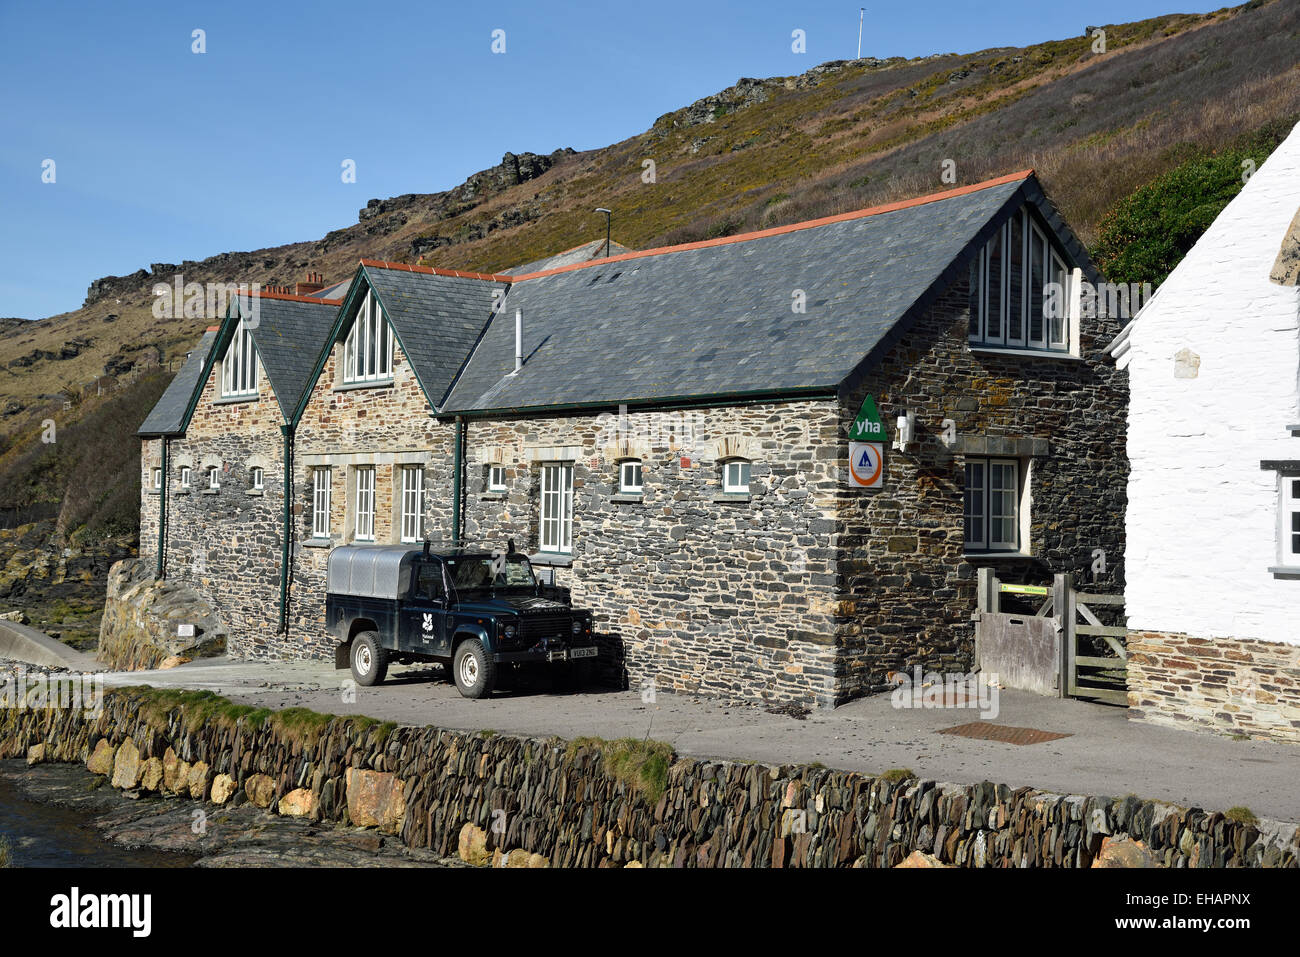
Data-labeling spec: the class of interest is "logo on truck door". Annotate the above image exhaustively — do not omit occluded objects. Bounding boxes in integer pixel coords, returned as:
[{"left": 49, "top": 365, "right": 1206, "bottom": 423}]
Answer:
[{"left": 422, "top": 613, "right": 435, "bottom": 639}]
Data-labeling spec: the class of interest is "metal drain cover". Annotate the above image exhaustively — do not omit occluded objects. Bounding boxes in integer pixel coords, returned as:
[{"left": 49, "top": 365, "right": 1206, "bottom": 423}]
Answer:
[{"left": 937, "top": 722, "right": 1071, "bottom": 745}]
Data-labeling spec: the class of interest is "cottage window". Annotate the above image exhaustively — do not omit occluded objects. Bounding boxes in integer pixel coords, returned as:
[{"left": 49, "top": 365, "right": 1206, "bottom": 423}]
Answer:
[
  {"left": 969, "top": 208, "right": 1071, "bottom": 353},
  {"left": 208, "top": 466, "right": 220, "bottom": 490},
  {"left": 250, "top": 467, "right": 264, "bottom": 491},
  {"left": 221, "top": 323, "right": 259, "bottom": 397},
  {"left": 487, "top": 465, "right": 507, "bottom": 493},
  {"left": 619, "top": 459, "right": 643, "bottom": 494},
  {"left": 343, "top": 291, "right": 393, "bottom": 384},
  {"left": 400, "top": 466, "right": 423, "bottom": 543},
  {"left": 1282, "top": 477, "right": 1300, "bottom": 565},
  {"left": 540, "top": 462, "right": 573, "bottom": 554},
  {"left": 179, "top": 466, "right": 192, "bottom": 489},
  {"left": 723, "top": 459, "right": 751, "bottom": 494},
  {"left": 312, "top": 468, "right": 331, "bottom": 538},
  {"left": 354, "top": 467, "right": 376, "bottom": 541},
  {"left": 964, "top": 458, "right": 1019, "bottom": 551},
  {"left": 152, "top": 468, "right": 162, "bottom": 490}
]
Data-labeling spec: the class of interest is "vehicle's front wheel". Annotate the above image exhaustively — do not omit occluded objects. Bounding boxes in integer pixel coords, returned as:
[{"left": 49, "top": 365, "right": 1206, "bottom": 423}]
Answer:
[
  {"left": 453, "top": 639, "right": 495, "bottom": 699},
  {"left": 350, "top": 632, "right": 388, "bottom": 687}
]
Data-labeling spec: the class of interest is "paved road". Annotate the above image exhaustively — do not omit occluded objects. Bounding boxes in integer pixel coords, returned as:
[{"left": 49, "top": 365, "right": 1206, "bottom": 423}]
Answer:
[{"left": 96, "top": 656, "right": 1300, "bottom": 823}]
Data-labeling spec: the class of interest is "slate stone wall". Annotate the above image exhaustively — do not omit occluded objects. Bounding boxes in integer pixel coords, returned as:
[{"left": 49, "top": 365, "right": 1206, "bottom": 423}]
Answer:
[
  {"left": 834, "top": 269, "right": 1129, "bottom": 700},
  {"left": 140, "top": 355, "right": 286, "bottom": 658},
  {"left": 4, "top": 690, "right": 1295, "bottom": 868},
  {"left": 1128, "top": 631, "right": 1300, "bottom": 743},
  {"left": 460, "top": 401, "right": 844, "bottom": 706},
  {"left": 287, "top": 337, "right": 456, "bottom": 657}
]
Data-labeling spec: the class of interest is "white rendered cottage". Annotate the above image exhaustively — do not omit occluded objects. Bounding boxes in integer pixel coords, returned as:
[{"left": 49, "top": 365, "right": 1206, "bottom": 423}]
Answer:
[{"left": 1117, "top": 120, "right": 1300, "bottom": 741}]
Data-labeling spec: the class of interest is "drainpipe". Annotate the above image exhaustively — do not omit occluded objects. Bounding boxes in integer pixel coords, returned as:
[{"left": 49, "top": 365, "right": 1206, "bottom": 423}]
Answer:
[
  {"left": 451, "top": 416, "right": 465, "bottom": 546},
  {"left": 278, "top": 424, "right": 293, "bottom": 633},
  {"left": 155, "top": 438, "right": 168, "bottom": 579}
]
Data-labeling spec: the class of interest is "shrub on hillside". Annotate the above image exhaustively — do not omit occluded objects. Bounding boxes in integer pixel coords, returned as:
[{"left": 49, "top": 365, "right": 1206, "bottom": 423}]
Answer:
[{"left": 1093, "top": 122, "right": 1293, "bottom": 287}]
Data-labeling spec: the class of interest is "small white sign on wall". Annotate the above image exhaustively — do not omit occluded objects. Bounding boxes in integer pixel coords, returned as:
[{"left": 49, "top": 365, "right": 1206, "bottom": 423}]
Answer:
[{"left": 849, "top": 442, "right": 884, "bottom": 488}]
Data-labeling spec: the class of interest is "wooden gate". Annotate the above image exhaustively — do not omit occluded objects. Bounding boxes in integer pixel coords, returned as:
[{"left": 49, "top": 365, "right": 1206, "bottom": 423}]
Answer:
[{"left": 975, "top": 569, "right": 1127, "bottom": 705}]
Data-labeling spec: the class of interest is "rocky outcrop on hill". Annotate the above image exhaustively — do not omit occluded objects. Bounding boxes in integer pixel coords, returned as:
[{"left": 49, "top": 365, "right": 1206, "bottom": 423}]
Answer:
[{"left": 97, "top": 558, "right": 226, "bottom": 670}]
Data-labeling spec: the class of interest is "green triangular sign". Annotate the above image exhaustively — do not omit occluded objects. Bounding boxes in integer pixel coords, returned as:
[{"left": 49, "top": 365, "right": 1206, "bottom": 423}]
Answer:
[{"left": 849, "top": 395, "right": 885, "bottom": 440}]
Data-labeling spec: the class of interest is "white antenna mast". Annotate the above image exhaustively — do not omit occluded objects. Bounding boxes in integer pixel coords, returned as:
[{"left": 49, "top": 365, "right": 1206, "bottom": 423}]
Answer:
[{"left": 857, "top": 7, "right": 864, "bottom": 59}]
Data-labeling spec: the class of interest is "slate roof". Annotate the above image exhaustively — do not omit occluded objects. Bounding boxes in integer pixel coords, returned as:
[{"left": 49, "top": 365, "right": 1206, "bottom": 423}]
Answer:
[
  {"left": 137, "top": 330, "right": 218, "bottom": 436},
  {"left": 361, "top": 265, "right": 506, "bottom": 408},
  {"left": 443, "top": 172, "right": 1085, "bottom": 414},
  {"left": 503, "top": 238, "right": 634, "bottom": 276},
  {"left": 234, "top": 296, "right": 342, "bottom": 421}
]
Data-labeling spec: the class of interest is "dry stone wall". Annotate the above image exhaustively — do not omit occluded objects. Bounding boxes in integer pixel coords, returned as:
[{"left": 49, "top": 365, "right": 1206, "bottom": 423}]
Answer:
[{"left": 3, "top": 690, "right": 1294, "bottom": 868}]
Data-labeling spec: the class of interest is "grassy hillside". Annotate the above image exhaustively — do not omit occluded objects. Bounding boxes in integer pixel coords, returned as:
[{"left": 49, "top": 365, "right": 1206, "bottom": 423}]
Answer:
[{"left": 0, "top": 0, "right": 1297, "bottom": 542}]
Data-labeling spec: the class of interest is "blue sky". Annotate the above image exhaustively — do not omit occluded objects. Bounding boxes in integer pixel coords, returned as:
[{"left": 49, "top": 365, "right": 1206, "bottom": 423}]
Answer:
[{"left": 0, "top": 0, "right": 1226, "bottom": 320}]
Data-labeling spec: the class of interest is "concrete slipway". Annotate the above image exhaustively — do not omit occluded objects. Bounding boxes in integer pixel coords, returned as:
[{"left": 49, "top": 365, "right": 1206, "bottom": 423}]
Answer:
[{"left": 57, "top": 655, "right": 1300, "bottom": 825}]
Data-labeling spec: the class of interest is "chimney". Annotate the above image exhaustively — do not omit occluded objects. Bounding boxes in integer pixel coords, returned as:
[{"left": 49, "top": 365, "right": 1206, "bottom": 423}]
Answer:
[
  {"left": 514, "top": 309, "right": 523, "bottom": 374},
  {"left": 295, "top": 270, "right": 326, "bottom": 296}
]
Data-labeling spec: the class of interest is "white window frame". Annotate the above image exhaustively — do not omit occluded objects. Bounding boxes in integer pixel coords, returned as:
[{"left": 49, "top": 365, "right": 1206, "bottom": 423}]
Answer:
[
  {"left": 969, "top": 208, "right": 1071, "bottom": 355},
  {"left": 312, "top": 468, "right": 331, "bottom": 539},
  {"left": 208, "top": 466, "right": 220, "bottom": 490},
  {"left": 400, "top": 466, "right": 423, "bottom": 544},
  {"left": 723, "top": 459, "right": 751, "bottom": 494},
  {"left": 964, "top": 457, "right": 1020, "bottom": 552},
  {"left": 221, "top": 322, "right": 259, "bottom": 397},
  {"left": 343, "top": 290, "right": 394, "bottom": 384},
  {"left": 152, "top": 467, "right": 163, "bottom": 490},
  {"left": 354, "top": 467, "right": 375, "bottom": 541},
  {"left": 251, "top": 467, "right": 264, "bottom": 490},
  {"left": 540, "top": 462, "right": 574, "bottom": 554},
  {"left": 487, "top": 464, "right": 507, "bottom": 493},
  {"left": 619, "top": 459, "right": 643, "bottom": 494},
  {"left": 1281, "top": 476, "right": 1300, "bottom": 565},
  {"left": 180, "top": 466, "right": 191, "bottom": 489}
]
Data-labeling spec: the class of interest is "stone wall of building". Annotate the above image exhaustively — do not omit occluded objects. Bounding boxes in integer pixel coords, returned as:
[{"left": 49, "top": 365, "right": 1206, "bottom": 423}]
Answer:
[
  {"left": 5, "top": 688, "right": 1296, "bottom": 867},
  {"left": 1128, "top": 631, "right": 1300, "bottom": 743},
  {"left": 834, "top": 265, "right": 1129, "bottom": 700},
  {"left": 460, "top": 401, "right": 844, "bottom": 706},
  {"left": 139, "top": 353, "right": 286, "bottom": 659},
  {"left": 288, "top": 335, "right": 456, "bottom": 657}
]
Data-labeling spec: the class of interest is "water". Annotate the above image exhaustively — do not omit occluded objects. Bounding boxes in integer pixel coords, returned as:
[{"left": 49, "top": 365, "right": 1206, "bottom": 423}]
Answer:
[{"left": 0, "top": 775, "right": 194, "bottom": 868}]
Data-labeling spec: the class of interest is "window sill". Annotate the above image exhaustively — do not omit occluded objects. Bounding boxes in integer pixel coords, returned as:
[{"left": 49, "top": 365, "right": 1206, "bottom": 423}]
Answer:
[
  {"left": 963, "top": 550, "right": 1035, "bottom": 560},
  {"left": 531, "top": 552, "right": 573, "bottom": 567},
  {"left": 177, "top": 489, "right": 191, "bottom": 496},
  {"left": 611, "top": 493, "right": 644, "bottom": 503},
  {"left": 302, "top": 538, "right": 333, "bottom": 549},
  {"left": 969, "top": 345, "right": 1081, "bottom": 361},
  {"left": 213, "top": 393, "right": 258, "bottom": 405},
  {"left": 1267, "top": 566, "right": 1300, "bottom": 577},
  {"left": 712, "top": 492, "right": 751, "bottom": 503},
  {"left": 334, "top": 379, "right": 395, "bottom": 393},
  {"left": 245, "top": 489, "right": 264, "bottom": 497},
  {"left": 147, "top": 488, "right": 161, "bottom": 496},
  {"left": 201, "top": 489, "right": 219, "bottom": 496},
  {"left": 480, "top": 492, "right": 507, "bottom": 501}
]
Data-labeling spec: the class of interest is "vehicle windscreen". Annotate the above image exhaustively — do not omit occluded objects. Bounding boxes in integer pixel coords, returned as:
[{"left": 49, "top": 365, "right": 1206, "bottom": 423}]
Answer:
[{"left": 445, "top": 555, "right": 536, "bottom": 592}]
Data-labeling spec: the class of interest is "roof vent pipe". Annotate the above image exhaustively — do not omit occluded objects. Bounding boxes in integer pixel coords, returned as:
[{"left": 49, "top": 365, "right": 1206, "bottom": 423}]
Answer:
[{"left": 514, "top": 309, "right": 522, "bottom": 374}]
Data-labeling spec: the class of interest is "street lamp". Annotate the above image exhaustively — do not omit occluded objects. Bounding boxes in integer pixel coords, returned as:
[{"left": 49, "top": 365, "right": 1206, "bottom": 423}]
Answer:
[{"left": 595, "top": 208, "right": 612, "bottom": 257}]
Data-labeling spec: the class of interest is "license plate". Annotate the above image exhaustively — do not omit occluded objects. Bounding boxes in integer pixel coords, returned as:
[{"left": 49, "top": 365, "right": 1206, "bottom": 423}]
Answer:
[{"left": 570, "top": 647, "right": 598, "bottom": 659}]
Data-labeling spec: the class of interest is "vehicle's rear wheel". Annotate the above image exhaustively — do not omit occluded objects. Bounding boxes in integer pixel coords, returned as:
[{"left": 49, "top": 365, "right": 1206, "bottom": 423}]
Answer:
[
  {"left": 350, "top": 631, "right": 387, "bottom": 687},
  {"left": 453, "top": 639, "right": 495, "bottom": 699}
]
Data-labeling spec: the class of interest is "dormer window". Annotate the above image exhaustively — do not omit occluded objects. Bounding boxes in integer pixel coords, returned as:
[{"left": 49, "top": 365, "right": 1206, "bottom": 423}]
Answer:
[
  {"left": 343, "top": 290, "right": 393, "bottom": 384},
  {"left": 969, "top": 207, "right": 1071, "bottom": 353},
  {"left": 221, "top": 323, "right": 258, "bottom": 397}
]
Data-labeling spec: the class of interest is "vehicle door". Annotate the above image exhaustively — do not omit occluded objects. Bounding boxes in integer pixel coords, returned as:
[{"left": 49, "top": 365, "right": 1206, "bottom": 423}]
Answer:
[{"left": 399, "top": 560, "right": 449, "bottom": 655}]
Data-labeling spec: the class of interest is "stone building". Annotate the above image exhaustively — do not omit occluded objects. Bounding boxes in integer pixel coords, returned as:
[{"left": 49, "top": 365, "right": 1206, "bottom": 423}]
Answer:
[
  {"left": 139, "top": 170, "right": 1128, "bottom": 707},
  {"left": 1116, "top": 120, "right": 1300, "bottom": 742}
]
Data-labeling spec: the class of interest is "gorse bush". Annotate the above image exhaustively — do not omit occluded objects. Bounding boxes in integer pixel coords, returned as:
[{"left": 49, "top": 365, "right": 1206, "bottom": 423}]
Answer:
[{"left": 1093, "top": 121, "right": 1293, "bottom": 288}]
